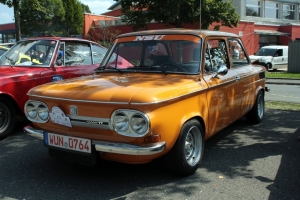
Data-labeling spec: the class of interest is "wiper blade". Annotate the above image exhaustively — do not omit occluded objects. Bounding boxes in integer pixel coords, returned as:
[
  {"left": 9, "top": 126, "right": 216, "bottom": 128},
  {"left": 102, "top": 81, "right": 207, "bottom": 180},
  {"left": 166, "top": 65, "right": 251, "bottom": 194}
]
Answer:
[
  {"left": 5, "top": 56, "right": 15, "bottom": 67},
  {"left": 95, "top": 66, "right": 124, "bottom": 74},
  {"left": 126, "top": 66, "right": 168, "bottom": 75}
]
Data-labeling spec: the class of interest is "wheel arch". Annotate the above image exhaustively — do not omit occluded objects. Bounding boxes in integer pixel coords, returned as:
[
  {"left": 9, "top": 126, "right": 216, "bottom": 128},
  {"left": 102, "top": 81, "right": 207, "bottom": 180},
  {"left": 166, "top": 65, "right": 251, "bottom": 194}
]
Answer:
[
  {"left": 180, "top": 115, "right": 206, "bottom": 139},
  {"left": 0, "top": 94, "right": 22, "bottom": 115}
]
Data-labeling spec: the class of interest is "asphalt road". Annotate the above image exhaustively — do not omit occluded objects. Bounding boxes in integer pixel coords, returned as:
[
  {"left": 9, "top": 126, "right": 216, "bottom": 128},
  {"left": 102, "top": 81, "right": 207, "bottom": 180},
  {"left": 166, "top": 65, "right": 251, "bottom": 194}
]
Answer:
[
  {"left": 0, "top": 109, "right": 299, "bottom": 200},
  {"left": 265, "top": 83, "right": 300, "bottom": 104}
]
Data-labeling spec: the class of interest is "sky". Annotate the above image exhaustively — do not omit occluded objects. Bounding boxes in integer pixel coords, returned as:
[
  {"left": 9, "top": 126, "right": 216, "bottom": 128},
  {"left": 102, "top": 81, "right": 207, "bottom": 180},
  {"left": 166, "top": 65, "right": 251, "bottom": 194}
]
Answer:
[{"left": 0, "top": 0, "right": 116, "bottom": 24}]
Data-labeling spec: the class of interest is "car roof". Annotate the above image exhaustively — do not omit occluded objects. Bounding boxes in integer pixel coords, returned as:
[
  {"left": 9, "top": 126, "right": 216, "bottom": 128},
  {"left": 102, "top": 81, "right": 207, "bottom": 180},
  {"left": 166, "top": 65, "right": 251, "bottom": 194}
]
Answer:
[
  {"left": 116, "top": 28, "right": 239, "bottom": 38},
  {"left": 23, "top": 37, "right": 104, "bottom": 46},
  {"left": 261, "top": 45, "right": 288, "bottom": 49}
]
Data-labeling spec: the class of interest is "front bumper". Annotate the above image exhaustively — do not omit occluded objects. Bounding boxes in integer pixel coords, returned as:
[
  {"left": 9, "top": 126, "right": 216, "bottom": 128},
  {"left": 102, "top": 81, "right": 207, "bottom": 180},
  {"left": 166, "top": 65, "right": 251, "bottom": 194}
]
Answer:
[{"left": 24, "top": 125, "right": 166, "bottom": 156}]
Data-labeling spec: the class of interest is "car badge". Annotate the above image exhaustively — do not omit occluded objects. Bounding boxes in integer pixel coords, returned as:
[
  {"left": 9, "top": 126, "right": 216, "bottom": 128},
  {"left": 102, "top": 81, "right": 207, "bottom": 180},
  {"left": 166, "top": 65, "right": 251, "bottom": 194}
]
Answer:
[{"left": 70, "top": 105, "right": 78, "bottom": 115}]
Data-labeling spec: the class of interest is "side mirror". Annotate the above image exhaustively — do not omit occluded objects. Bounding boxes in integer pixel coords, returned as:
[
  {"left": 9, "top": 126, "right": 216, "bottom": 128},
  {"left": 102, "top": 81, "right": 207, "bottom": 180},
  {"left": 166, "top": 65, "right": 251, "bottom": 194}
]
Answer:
[{"left": 212, "top": 65, "right": 228, "bottom": 78}]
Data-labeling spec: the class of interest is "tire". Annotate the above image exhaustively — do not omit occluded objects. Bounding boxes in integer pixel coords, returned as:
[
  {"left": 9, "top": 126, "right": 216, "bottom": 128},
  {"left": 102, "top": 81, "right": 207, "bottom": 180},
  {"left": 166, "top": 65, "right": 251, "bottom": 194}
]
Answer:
[
  {"left": 246, "top": 90, "right": 264, "bottom": 124},
  {"left": 163, "top": 119, "right": 204, "bottom": 176},
  {"left": 266, "top": 63, "right": 271, "bottom": 71},
  {"left": 0, "top": 97, "right": 17, "bottom": 139}
]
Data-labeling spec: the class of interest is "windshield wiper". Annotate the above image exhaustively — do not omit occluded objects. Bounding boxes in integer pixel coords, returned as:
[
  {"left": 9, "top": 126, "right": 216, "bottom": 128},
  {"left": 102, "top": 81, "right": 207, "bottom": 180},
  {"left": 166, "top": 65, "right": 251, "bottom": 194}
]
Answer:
[
  {"left": 126, "top": 66, "right": 168, "bottom": 75},
  {"left": 5, "top": 56, "right": 15, "bottom": 68},
  {"left": 95, "top": 66, "right": 124, "bottom": 74}
]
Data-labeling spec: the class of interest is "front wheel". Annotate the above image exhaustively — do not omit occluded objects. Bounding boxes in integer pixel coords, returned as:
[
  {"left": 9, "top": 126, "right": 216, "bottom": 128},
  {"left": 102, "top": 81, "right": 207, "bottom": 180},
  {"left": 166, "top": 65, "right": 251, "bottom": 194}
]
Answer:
[
  {"left": 246, "top": 90, "right": 264, "bottom": 124},
  {"left": 163, "top": 119, "right": 204, "bottom": 176},
  {"left": 266, "top": 63, "right": 271, "bottom": 71},
  {"left": 0, "top": 98, "right": 17, "bottom": 139}
]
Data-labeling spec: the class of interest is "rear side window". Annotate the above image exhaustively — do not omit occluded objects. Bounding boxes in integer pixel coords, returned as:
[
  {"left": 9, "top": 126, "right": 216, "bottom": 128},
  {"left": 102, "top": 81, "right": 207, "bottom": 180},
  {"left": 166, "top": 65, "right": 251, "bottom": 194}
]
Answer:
[
  {"left": 64, "top": 42, "right": 92, "bottom": 65},
  {"left": 91, "top": 44, "right": 107, "bottom": 64}
]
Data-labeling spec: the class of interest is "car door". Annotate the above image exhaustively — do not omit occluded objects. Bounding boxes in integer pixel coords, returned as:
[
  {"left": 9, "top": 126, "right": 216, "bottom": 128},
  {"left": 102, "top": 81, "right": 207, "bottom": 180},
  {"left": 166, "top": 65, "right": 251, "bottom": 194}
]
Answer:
[
  {"left": 40, "top": 41, "right": 99, "bottom": 83},
  {"left": 272, "top": 48, "right": 284, "bottom": 65},
  {"left": 227, "top": 38, "right": 256, "bottom": 118},
  {"left": 202, "top": 38, "right": 241, "bottom": 137}
]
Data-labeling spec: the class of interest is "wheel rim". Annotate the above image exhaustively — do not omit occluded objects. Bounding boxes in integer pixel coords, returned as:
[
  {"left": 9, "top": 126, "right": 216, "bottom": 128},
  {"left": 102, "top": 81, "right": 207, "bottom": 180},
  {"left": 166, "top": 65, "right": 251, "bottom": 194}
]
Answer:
[
  {"left": 257, "top": 94, "right": 264, "bottom": 119},
  {"left": 184, "top": 126, "right": 202, "bottom": 167},
  {"left": 0, "top": 103, "right": 10, "bottom": 133}
]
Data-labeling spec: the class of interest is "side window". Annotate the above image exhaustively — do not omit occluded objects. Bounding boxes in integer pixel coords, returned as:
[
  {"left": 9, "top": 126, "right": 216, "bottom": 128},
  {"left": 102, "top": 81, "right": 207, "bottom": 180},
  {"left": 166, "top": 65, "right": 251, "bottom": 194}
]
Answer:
[
  {"left": 274, "top": 49, "right": 282, "bottom": 57},
  {"left": 205, "top": 39, "right": 229, "bottom": 73},
  {"left": 64, "top": 42, "right": 92, "bottom": 66},
  {"left": 228, "top": 38, "right": 249, "bottom": 67},
  {"left": 91, "top": 44, "right": 107, "bottom": 64}
]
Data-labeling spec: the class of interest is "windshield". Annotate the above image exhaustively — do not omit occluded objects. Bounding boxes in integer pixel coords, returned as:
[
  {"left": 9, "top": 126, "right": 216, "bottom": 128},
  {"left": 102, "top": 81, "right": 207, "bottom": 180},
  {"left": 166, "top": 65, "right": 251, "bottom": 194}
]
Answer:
[
  {"left": 0, "top": 40, "right": 57, "bottom": 67},
  {"left": 99, "top": 35, "right": 202, "bottom": 74},
  {"left": 256, "top": 48, "right": 277, "bottom": 56}
]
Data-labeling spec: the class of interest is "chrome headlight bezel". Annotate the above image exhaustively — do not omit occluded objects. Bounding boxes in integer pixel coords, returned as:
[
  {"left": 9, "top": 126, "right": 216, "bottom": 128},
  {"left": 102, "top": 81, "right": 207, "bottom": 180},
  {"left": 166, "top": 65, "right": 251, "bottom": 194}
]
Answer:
[
  {"left": 111, "top": 109, "right": 150, "bottom": 137},
  {"left": 25, "top": 100, "right": 49, "bottom": 123}
]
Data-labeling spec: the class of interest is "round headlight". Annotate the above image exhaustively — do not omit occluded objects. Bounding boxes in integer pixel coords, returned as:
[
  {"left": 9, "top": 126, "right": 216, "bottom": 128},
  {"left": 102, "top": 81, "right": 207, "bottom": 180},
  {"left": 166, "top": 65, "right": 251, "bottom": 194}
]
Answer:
[
  {"left": 131, "top": 114, "right": 148, "bottom": 135},
  {"left": 37, "top": 104, "right": 49, "bottom": 121},
  {"left": 26, "top": 103, "right": 37, "bottom": 119},
  {"left": 113, "top": 112, "right": 129, "bottom": 132}
]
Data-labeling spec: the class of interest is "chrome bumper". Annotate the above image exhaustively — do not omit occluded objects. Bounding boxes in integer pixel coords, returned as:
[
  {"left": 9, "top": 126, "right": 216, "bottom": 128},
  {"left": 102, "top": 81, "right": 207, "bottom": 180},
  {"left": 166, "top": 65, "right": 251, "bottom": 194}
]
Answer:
[{"left": 24, "top": 125, "right": 166, "bottom": 156}]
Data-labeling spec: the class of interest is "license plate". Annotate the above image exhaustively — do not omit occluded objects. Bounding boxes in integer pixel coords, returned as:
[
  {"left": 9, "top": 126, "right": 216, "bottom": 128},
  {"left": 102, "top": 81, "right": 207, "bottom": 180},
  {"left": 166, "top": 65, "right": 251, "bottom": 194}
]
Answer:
[{"left": 44, "top": 132, "right": 91, "bottom": 153}]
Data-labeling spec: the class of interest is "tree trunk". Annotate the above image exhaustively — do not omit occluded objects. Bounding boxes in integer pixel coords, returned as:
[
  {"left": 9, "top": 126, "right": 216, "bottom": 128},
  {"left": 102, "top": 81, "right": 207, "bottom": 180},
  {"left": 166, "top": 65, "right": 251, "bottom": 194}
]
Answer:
[{"left": 13, "top": 0, "right": 21, "bottom": 41}]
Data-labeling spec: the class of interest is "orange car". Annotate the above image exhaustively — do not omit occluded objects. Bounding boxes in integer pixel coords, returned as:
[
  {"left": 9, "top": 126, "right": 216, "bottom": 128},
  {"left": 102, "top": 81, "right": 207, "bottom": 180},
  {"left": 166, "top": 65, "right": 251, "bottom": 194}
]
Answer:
[{"left": 24, "top": 29, "right": 269, "bottom": 175}]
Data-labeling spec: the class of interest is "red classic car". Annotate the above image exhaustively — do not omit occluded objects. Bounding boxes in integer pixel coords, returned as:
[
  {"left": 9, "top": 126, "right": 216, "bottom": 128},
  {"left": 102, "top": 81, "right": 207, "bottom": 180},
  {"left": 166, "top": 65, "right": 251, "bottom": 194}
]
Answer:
[{"left": 0, "top": 37, "right": 107, "bottom": 139}]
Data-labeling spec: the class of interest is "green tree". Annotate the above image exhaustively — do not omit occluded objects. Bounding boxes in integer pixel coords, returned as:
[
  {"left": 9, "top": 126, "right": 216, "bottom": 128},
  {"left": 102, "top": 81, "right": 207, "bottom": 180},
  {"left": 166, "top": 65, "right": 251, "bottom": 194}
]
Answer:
[
  {"left": 120, "top": 0, "right": 240, "bottom": 31},
  {"left": 20, "top": 0, "right": 65, "bottom": 36},
  {"left": 61, "top": 0, "right": 84, "bottom": 36},
  {"left": 81, "top": 3, "right": 91, "bottom": 13},
  {"left": 86, "top": 25, "right": 121, "bottom": 48}
]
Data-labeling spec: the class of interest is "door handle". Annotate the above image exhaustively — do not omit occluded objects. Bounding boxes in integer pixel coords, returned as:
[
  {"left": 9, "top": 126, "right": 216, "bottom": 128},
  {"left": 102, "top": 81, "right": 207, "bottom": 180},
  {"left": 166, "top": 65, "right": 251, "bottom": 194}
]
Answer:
[{"left": 235, "top": 76, "right": 240, "bottom": 82}]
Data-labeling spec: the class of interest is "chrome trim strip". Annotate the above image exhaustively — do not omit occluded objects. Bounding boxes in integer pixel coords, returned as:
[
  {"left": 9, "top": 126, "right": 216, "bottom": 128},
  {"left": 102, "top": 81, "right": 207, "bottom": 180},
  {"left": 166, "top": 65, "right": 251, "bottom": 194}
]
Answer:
[
  {"left": 68, "top": 115, "right": 113, "bottom": 129},
  {"left": 93, "top": 141, "right": 166, "bottom": 155},
  {"left": 24, "top": 125, "right": 166, "bottom": 156}
]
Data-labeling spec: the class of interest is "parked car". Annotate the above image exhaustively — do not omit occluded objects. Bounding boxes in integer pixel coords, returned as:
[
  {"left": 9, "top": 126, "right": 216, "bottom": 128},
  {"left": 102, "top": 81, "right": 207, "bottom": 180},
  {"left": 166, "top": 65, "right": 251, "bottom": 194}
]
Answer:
[
  {"left": 24, "top": 29, "right": 269, "bottom": 175},
  {"left": 0, "top": 37, "right": 107, "bottom": 139},
  {"left": 249, "top": 45, "right": 288, "bottom": 71},
  {"left": 0, "top": 42, "right": 15, "bottom": 48},
  {"left": 0, "top": 45, "right": 9, "bottom": 57}
]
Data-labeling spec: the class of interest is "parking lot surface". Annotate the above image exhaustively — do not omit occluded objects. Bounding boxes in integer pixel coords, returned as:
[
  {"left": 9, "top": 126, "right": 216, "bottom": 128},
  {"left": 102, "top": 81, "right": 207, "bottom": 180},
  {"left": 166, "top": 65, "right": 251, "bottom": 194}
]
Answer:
[{"left": 0, "top": 109, "right": 299, "bottom": 200}]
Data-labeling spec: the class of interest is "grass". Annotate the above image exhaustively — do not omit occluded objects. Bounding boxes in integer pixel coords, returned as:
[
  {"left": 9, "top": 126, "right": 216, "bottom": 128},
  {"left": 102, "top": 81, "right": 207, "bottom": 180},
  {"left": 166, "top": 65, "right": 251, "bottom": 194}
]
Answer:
[
  {"left": 266, "top": 71, "right": 300, "bottom": 79},
  {"left": 266, "top": 101, "right": 300, "bottom": 111}
]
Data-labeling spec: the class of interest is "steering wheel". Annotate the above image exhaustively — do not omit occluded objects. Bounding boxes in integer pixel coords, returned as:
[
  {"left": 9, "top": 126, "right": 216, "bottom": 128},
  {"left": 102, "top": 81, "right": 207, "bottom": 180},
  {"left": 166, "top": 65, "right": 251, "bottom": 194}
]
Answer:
[{"left": 160, "top": 62, "right": 186, "bottom": 72}]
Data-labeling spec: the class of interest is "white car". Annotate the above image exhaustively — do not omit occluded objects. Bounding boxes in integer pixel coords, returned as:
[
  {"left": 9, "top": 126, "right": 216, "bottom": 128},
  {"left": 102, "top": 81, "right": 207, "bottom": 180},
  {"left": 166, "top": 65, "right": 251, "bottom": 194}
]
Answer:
[{"left": 249, "top": 45, "right": 288, "bottom": 70}]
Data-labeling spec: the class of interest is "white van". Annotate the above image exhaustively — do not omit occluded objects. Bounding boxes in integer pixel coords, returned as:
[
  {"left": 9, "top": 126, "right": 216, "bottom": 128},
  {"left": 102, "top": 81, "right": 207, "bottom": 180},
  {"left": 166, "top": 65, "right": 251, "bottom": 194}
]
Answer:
[{"left": 249, "top": 45, "right": 288, "bottom": 70}]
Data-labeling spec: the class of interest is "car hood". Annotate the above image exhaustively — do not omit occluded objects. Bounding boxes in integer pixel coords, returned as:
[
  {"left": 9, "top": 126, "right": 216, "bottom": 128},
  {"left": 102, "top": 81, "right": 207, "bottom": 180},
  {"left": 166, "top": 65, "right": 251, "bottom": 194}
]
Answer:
[
  {"left": 249, "top": 55, "right": 272, "bottom": 60},
  {"left": 28, "top": 73, "right": 206, "bottom": 104}
]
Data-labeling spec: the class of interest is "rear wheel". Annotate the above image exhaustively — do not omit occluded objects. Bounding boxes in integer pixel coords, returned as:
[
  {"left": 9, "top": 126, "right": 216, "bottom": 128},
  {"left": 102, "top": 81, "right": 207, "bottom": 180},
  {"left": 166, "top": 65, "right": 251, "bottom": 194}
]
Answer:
[
  {"left": 163, "top": 119, "right": 204, "bottom": 176},
  {"left": 246, "top": 90, "right": 264, "bottom": 124},
  {"left": 0, "top": 97, "right": 17, "bottom": 139}
]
